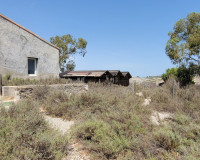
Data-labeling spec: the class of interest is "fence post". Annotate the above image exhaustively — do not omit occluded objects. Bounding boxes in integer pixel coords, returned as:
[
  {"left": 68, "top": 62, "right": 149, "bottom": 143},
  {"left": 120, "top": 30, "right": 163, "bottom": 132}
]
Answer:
[
  {"left": 0, "top": 74, "right": 2, "bottom": 96},
  {"left": 172, "top": 80, "right": 176, "bottom": 98},
  {"left": 142, "top": 82, "right": 145, "bottom": 90},
  {"left": 132, "top": 80, "right": 135, "bottom": 94}
]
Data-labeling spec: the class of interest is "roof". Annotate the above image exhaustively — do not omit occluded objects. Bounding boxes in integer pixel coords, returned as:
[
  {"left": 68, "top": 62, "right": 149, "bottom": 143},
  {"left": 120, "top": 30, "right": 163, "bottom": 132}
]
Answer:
[
  {"left": 121, "top": 72, "right": 132, "bottom": 78},
  {"left": 108, "top": 70, "right": 123, "bottom": 76},
  {"left": 0, "top": 14, "right": 59, "bottom": 50},
  {"left": 60, "top": 70, "right": 110, "bottom": 78},
  {"left": 60, "top": 70, "right": 132, "bottom": 78}
]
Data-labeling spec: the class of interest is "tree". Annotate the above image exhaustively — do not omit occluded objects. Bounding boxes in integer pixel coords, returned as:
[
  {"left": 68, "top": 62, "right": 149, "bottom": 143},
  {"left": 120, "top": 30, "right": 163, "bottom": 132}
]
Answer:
[
  {"left": 162, "top": 64, "right": 199, "bottom": 86},
  {"left": 66, "top": 60, "right": 76, "bottom": 71},
  {"left": 166, "top": 12, "right": 200, "bottom": 65},
  {"left": 162, "top": 68, "right": 178, "bottom": 81},
  {"left": 50, "top": 34, "right": 87, "bottom": 72},
  {"left": 176, "top": 65, "right": 195, "bottom": 86}
]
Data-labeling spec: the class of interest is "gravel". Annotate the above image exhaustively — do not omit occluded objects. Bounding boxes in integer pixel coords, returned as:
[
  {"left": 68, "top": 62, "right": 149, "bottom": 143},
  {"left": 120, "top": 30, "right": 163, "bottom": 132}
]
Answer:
[{"left": 44, "top": 115, "right": 74, "bottom": 135}]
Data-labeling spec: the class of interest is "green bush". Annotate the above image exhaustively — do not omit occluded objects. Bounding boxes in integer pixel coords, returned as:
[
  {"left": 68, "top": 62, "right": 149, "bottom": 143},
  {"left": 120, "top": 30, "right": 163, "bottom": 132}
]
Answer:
[
  {"left": 154, "top": 127, "right": 182, "bottom": 151},
  {"left": 176, "top": 65, "right": 195, "bottom": 86},
  {"left": 0, "top": 100, "right": 68, "bottom": 160},
  {"left": 162, "top": 68, "right": 178, "bottom": 81},
  {"left": 73, "top": 120, "right": 130, "bottom": 158},
  {"left": 162, "top": 64, "right": 199, "bottom": 87},
  {"left": 33, "top": 82, "right": 200, "bottom": 159}
]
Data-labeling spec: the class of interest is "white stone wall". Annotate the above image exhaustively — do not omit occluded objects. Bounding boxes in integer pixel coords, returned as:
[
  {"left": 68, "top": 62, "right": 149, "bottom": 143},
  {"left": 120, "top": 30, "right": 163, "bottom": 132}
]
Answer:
[{"left": 0, "top": 16, "right": 59, "bottom": 79}]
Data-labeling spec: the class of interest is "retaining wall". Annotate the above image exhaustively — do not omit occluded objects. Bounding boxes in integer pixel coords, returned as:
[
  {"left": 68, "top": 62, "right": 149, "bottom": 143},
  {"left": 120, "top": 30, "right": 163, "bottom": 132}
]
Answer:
[{"left": 2, "top": 83, "right": 88, "bottom": 100}]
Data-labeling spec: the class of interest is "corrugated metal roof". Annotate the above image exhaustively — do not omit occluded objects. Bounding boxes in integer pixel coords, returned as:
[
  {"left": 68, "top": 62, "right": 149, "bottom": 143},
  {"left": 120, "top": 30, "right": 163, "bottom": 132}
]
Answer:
[
  {"left": 88, "top": 71, "right": 106, "bottom": 77},
  {"left": 60, "top": 70, "right": 132, "bottom": 78},
  {"left": 60, "top": 71, "right": 108, "bottom": 78}
]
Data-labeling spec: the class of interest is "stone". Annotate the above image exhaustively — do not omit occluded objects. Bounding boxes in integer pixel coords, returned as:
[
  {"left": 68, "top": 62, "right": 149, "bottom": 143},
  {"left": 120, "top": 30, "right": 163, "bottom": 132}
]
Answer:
[{"left": 150, "top": 111, "right": 173, "bottom": 125}]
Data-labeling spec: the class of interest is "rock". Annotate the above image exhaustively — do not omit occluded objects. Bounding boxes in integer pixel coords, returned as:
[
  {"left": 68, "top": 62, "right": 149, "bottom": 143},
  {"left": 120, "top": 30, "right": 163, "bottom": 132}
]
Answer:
[
  {"left": 136, "top": 92, "right": 143, "bottom": 97},
  {"left": 150, "top": 111, "right": 173, "bottom": 125},
  {"left": 142, "top": 98, "right": 151, "bottom": 106}
]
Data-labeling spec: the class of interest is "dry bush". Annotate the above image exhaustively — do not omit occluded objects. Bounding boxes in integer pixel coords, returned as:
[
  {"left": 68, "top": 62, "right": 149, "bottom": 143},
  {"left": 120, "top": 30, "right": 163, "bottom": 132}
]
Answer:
[
  {"left": 37, "top": 83, "right": 154, "bottom": 159},
  {"left": 0, "top": 100, "right": 68, "bottom": 160},
  {"left": 31, "top": 81, "right": 200, "bottom": 159},
  {"left": 2, "top": 74, "right": 75, "bottom": 86}
]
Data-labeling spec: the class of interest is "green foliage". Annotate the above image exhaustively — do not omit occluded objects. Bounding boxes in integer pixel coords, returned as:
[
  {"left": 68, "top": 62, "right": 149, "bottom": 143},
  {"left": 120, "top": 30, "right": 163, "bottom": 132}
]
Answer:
[
  {"left": 36, "top": 84, "right": 152, "bottom": 159},
  {"left": 162, "top": 64, "right": 198, "bottom": 86},
  {"left": 73, "top": 120, "right": 130, "bottom": 158},
  {"left": 154, "top": 127, "right": 182, "bottom": 151},
  {"left": 32, "top": 83, "right": 200, "bottom": 159},
  {"left": 176, "top": 65, "right": 195, "bottom": 86},
  {"left": 162, "top": 68, "right": 178, "bottom": 81},
  {"left": 50, "top": 34, "right": 87, "bottom": 72},
  {"left": 166, "top": 12, "right": 200, "bottom": 65},
  {"left": 0, "top": 100, "right": 68, "bottom": 160},
  {"left": 66, "top": 60, "right": 76, "bottom": 71}
]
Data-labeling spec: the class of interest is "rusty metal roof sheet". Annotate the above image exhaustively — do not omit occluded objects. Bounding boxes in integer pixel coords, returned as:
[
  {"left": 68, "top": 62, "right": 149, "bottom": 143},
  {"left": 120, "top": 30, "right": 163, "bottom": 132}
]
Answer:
[
  {"left": 88, "top": 71, "right": 106, "bottom": 77},
  {"left": 60, "top": 70, "right": 108, "bottom": 78},
  {"left": 0, "top": 14, "right": 59, "bottom": 50}
]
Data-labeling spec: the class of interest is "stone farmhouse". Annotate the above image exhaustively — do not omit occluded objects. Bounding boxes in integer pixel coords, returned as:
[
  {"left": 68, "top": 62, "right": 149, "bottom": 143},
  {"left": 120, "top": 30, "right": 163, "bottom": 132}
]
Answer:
[{"left": 0, "top": 14, "right": 59, "bottom": 79}]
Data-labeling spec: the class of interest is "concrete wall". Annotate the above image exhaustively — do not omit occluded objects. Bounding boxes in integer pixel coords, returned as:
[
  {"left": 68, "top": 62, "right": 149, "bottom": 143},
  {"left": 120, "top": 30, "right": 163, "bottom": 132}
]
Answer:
[
  {"left": 2, "top": 84, "right": 88, "bottom": 100},
  {"left": 0, "top": 16, "right": 59, "bottom": 79}
]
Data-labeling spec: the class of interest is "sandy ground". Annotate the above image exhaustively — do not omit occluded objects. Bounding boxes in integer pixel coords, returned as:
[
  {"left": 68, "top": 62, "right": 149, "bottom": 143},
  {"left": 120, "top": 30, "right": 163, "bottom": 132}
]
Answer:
[
  {"left": 44, "top": 115, "right": 74, "bottom": 135},
  {"left": 40, "top": 107, "right": 90, "bottom": 160}
]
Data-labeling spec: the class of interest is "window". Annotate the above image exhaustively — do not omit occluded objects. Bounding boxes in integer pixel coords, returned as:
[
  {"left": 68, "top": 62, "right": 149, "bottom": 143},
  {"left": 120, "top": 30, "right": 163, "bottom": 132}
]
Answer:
[{"left": 28, "top": 58, "right": 37, "bottom": 76}]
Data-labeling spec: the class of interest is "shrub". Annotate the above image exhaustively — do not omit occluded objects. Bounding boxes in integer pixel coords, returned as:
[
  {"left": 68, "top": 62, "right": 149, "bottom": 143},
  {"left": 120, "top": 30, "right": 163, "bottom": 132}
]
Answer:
[
  {"left": 177, "top": 65, "right": 195, "bottom": 86},
  {"left": 154, "top": 127, "right": 182, "bottom": 151},
  {"left": 73, "top": 120, "right": 130, "bottom": 158},
  {"left": 0, "top": 100, "right": 68, "bottom": 160},
  {"left": 2, "top": 75, "right": 73, "bottom": 86},
  {"left": 33, "top": 82, "right": 200, "bottom": 159},
  {"left": 162, "top": 68, "right": 178, "bottom": 81}
]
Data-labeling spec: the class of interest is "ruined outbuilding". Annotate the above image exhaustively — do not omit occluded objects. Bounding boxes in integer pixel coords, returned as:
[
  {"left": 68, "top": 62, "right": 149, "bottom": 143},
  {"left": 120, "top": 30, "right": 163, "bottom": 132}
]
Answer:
[
  {"left": 0, "top": 14, "right": 59, "bottom": 79},
  {"left": 121, "top": 72, "right": 132, "bottom": 86},
  {"left": 60, "top": 70, "right": 132, "bottom": 86},
  {"left": 60, "top": 70, "right": 113, "bottom": 83}
]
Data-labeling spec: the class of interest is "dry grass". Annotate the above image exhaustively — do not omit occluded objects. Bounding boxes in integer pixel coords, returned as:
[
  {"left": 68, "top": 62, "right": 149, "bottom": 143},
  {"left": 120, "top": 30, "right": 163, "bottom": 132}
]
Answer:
[
  {"left": 6, "top": 80, "right": 200, "bottom": 159},
  {"left": 0, "top": 100, "right": 68, "bottom": 160},
  {"left": 2, "top": 74, "right": 76, "bottom": 86}
]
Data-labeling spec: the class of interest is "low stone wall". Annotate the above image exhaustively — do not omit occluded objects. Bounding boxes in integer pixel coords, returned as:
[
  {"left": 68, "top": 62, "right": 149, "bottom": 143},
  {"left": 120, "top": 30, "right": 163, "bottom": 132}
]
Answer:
[{"left": 2, "top": 83, "right": 88, "bottom": 100}]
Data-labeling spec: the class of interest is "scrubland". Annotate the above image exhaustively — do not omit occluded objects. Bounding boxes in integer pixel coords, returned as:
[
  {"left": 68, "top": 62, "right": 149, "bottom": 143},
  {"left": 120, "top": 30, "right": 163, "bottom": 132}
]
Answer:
[
  {"left": 1, "top": 79, "right": 200, "bottom": 159},
  {"left": 0, "top": 100, "right": 68, "bottom": 160}
]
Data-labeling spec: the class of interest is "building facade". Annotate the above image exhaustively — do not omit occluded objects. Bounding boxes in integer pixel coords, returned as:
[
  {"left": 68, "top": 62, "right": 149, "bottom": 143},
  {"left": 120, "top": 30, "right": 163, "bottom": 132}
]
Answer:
[{"left": 0, "top": 14, "right": 59, "bottom": 79}]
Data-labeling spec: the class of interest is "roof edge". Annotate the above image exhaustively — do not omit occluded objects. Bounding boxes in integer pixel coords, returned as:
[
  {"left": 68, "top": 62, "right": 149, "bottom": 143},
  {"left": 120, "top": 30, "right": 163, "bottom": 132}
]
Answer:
[{"left": 0, "top": 14, "right": 60, "bottom": 50}]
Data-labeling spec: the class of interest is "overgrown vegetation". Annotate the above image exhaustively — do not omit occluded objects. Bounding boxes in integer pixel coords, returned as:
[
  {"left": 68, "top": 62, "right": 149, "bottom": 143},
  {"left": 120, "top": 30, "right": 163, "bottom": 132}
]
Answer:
[
  {"left": 2, "top": 74, "right": 73, "bottom": 86},
  {"left": 161, "top": 64, "right": 200, "bottom": 86},
  {"left": 2, "top": 80, "right": 200, "bottom": 159},
  {"left": 0, "top": 100, "right": 68, "bottom": 160},
  {"left": 32, "top": 82, "right": 200, "bottom": 159}
]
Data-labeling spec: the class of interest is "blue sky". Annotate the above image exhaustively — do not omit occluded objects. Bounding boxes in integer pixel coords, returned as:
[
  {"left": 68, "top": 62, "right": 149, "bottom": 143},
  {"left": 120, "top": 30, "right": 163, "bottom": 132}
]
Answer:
[{"left": 1, "top": 0, "right": 200, "bottom": 77}]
